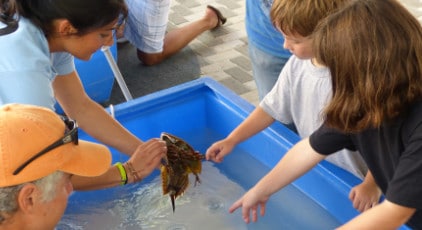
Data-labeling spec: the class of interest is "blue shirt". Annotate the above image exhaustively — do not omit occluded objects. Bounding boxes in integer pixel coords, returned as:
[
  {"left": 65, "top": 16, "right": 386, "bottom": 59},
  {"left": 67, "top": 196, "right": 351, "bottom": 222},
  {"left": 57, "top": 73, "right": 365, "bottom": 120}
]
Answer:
[
  {"left": 245, "top": 0, "right": 291, "bottom": 59},
  {"left": 0, "top": 17, "right": 75, "bottom": 110}
]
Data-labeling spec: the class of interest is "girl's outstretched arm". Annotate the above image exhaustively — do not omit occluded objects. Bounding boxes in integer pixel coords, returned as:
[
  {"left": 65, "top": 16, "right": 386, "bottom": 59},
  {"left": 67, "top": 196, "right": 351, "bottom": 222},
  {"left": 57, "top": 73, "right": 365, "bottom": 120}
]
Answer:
[
  {"left": 229, "top": 138, "right": 326, "bottom": 223},
  {"left": 338, "top": 200, "right": 415, "bottom": 230}
]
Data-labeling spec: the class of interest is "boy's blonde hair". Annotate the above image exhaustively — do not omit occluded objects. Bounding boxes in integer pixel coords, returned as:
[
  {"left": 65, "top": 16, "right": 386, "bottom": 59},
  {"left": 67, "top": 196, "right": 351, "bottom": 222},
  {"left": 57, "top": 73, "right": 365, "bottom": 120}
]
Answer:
[{"left": 270, "top": 0, "right": 349, "bottom": 36}]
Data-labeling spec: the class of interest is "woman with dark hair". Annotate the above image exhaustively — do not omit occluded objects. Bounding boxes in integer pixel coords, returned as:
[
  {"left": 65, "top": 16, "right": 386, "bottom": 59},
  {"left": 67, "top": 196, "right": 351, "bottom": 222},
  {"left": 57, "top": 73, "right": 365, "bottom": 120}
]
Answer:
[
  {"left": 0, "top": 0, "right": 167, "bottom": 190},
  {"left": 229, "top": 0, "right": 422, "bottom": 228}
]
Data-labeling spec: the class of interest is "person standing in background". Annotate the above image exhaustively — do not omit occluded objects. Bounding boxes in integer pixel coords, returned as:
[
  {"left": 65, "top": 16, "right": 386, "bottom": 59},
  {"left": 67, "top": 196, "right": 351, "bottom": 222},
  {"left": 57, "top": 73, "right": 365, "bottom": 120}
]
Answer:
[{"left": 246, "top": 0, "right": 291, "bottom": 101}]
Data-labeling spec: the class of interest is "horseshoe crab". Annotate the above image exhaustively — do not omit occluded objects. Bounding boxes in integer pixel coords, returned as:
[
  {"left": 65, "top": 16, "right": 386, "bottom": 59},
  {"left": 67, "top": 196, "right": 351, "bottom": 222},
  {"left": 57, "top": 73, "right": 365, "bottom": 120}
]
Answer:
[{"left": 160, "top": 132, "right": 205, "bottom": 212}]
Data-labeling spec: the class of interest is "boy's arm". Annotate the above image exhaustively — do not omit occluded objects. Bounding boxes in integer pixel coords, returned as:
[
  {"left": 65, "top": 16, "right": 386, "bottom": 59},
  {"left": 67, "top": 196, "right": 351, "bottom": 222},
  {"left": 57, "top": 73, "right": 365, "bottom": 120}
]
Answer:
[
  {"left": 226, "top": 106, "right": 276, "bottom": 144},
  {"left": 206, "top": 106, "right": 275, "bottom": 162}
]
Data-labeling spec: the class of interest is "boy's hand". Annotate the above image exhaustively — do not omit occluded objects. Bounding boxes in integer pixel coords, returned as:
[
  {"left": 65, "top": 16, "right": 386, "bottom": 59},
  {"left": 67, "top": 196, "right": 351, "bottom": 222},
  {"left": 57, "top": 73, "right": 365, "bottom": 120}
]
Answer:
[{"left": 205, "top": 139, "right": 235, "bottom": 163}]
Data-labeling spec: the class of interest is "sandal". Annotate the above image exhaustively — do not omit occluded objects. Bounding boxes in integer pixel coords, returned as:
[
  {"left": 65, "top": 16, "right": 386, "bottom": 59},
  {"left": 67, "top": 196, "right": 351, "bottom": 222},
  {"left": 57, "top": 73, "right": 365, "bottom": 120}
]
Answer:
[{"left": 207, "top": 5, "right": 227, "bottom": 29}]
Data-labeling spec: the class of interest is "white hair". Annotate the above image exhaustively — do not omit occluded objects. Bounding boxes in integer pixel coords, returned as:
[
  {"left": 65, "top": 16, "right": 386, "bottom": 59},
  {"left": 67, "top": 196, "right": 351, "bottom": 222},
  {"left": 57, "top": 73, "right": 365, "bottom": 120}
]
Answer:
[{"left": 0, "top": 171, "right": 64, "bottom": 224}]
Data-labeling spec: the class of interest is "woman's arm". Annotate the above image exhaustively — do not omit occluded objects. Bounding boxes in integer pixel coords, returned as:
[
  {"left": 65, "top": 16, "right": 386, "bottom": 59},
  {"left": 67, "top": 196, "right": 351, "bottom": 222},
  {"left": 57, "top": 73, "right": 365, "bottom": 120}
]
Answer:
[
  {"left": 71, "top": 139, "right": 166, "bottom": 190},
  {"left": 53, "top": 71, "right": 142, "bottom": 156},
  {"left": 53, "top": 71, "right": 167, "bottom": 191}
]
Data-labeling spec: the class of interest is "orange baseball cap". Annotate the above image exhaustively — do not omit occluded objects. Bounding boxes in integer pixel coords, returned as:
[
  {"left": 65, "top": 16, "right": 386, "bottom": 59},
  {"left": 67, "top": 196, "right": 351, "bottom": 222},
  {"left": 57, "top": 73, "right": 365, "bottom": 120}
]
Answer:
[{"left": 0, "top": 104, "right": 112, "bottom": 187}]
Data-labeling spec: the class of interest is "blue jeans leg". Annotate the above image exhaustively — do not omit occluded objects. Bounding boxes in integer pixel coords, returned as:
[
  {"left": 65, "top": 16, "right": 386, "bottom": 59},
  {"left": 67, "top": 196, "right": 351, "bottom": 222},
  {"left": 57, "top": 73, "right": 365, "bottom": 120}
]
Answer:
[
  {"left": 248, "top": 43, "right": 297, "bottom": 133},
  {"left": 248, "top": 43, "right": 289, "bottom": 100}
]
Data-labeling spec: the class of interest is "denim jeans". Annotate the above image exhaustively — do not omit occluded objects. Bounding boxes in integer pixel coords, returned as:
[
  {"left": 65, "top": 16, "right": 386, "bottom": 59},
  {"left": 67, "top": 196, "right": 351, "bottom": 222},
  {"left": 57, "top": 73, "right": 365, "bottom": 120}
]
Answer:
[{"left": 248, "top": 42, "right": 289, "bottom": 100}]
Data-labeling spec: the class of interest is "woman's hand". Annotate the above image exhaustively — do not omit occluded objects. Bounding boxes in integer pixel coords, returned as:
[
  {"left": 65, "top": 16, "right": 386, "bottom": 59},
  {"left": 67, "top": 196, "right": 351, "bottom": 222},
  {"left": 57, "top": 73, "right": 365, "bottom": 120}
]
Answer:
[{"left": 124, "top": 138, "right": 167, "bottom": 183}]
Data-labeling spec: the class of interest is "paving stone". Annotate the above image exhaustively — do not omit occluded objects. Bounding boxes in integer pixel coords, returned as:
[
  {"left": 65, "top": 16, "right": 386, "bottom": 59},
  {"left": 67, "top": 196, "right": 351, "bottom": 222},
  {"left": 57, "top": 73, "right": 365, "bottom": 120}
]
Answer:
[
  {"left": 205, "top": 50, "right": 243, "bottom": 63},
  {"left": 215, "top": 0, "right": 242, "bottom": 9},
  {"left": 230, "top": 56, "right": 252, "bottom": 72},
  {"left": 224, "top": 67, "right": 253, "bottom": 83},
  {"left": 168, "top": 12, "right": 188, "bottom": 25},
  {"left": 235, "top": 44, "right": 249, "bottom": 57},
  {"left": 171, "top": 5, "right": 192, "bottom": 16},
  {"left": 220, "top": 77, "right": 250, "bottom": 95},
  {"left": 213, "top": 40, "right": 245, "bottom": 53}
]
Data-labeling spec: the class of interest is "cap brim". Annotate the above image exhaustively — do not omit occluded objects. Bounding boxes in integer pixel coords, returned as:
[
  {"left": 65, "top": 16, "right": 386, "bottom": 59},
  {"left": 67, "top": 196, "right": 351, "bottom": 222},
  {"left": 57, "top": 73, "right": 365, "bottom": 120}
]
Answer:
[{"left": 58, "top": 140, "right": 111, "bottom": 177}]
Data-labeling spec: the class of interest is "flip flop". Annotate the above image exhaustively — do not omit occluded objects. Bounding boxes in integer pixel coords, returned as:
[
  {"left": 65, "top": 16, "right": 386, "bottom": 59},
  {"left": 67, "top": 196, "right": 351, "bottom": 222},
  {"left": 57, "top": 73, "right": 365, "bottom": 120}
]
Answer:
[{"left": 207, "top": 5, "right": 227, "bottom": 29}]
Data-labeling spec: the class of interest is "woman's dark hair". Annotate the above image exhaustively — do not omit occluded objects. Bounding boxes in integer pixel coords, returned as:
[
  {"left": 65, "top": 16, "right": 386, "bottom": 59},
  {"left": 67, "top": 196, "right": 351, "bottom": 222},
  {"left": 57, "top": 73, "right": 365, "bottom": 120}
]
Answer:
[
  {"left": 0, "top": 0, "right": 128, "bottom": 36},
  {"left": 314, "top": 0, "right": 422, "bottom": 132}
]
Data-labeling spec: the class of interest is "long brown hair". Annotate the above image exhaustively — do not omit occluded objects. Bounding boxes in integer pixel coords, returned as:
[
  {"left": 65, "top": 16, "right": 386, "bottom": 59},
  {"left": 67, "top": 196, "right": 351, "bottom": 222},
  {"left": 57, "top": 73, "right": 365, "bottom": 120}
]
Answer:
[{"left": 314, "top": 0, "right": 422, "bottom": 132}]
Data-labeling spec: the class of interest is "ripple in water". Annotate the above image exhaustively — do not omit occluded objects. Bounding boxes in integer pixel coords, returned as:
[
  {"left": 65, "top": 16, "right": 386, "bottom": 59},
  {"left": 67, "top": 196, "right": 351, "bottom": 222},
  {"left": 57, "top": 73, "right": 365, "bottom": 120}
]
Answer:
[
  {"left": 166, "top": 224, "right": 187, "bottom": 230},
  {"left": 58, "top": 162, "right": 247, "bottom": 230},
  {"left": 203, "top": 196, "right": 225, "bottom": 213}
]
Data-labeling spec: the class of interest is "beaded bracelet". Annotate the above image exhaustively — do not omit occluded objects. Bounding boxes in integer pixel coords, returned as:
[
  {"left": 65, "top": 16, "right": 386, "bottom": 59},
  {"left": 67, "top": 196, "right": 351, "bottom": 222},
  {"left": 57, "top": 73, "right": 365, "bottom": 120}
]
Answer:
[
  {"left": 124, "top": 162, "right": 142, "bottom": 183},
  {"left": 114, "top": 162, "right": 128, "bottom": 186}
]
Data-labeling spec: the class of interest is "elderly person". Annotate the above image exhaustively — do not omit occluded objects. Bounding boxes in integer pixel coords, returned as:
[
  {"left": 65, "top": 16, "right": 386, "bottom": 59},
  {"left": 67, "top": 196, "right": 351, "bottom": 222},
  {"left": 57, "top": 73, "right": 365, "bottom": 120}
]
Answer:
[{"left": 0, "top": 104, "right": 112, "bottom": 229}]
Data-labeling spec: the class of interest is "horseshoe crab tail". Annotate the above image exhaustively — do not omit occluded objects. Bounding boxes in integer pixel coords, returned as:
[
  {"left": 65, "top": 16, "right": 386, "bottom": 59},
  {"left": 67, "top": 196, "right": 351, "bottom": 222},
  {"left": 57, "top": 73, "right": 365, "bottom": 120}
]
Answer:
[{"left": 170, "top": 194, "right": 176, "bottom": 212}]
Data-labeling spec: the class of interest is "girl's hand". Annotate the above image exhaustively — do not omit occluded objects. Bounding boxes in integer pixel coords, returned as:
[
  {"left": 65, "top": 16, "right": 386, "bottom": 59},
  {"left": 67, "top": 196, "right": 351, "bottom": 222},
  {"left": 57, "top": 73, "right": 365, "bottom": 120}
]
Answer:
[{"left": 229, "top": 188, "right": 269, "bottom": 223}]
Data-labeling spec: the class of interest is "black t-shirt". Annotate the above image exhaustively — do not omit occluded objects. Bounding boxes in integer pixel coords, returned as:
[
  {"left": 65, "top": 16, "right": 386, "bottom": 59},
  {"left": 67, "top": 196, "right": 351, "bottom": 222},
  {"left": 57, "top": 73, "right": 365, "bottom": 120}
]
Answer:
[{"left": 310, "top": 102, "right": 422, "bottom": 229}]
